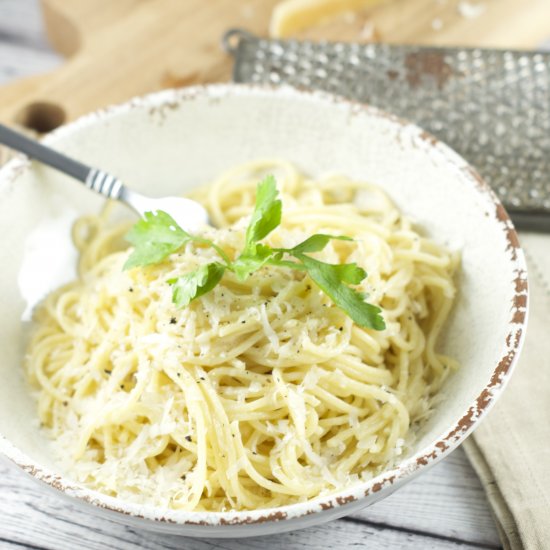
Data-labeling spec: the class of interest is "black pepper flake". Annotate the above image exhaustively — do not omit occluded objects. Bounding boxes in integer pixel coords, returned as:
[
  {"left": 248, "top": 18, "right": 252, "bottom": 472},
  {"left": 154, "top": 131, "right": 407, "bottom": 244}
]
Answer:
[
  {"left": 62, "top": 401, "right": 68, "bottom": 407},
  {"left": 120, "top": 384, "right": 124, "bottom": 389},
  {"left": 128, "top": 287, "right": 134, "bottom": 292},
  {"left": 339, "top": 327, "right": 343, "bottom": 332},
  {"left": 252, "top": 451, "right": 257, "bottom": 455},
  {"left": 200, "top": 377, "right": 205, "bottom": 381},
  {"left": 181, "top": 474, "right": 186, "bottom": 480},
  {"left": 170, "top": 317, "right": 177, "bottom": 325},
  {"left": 177, "top": 373, "right": 181, "bottom": 377},
  {"left": 185, "top": 435, "right": 192, "bottom": 442},
  {"left": 104, "top": 369, "right": 112, "bottom": 375},
  {"left": 241, "top": 320, "right": 246, "bottom": 324},
  {"left": 306, "top": 285, "right": 311, "bottom": 290}
]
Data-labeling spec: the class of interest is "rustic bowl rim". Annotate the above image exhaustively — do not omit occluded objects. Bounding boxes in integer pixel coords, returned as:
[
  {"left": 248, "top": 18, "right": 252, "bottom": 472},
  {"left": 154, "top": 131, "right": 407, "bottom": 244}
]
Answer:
[{"left": 0, "top": 83, "right": 528, "bottom": 528}]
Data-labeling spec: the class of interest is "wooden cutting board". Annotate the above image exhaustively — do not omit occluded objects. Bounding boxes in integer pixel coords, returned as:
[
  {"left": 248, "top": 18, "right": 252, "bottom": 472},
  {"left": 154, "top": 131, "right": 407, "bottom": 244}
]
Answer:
[{"left": 1, "top": 0, "right": 550, "bottom": 130}]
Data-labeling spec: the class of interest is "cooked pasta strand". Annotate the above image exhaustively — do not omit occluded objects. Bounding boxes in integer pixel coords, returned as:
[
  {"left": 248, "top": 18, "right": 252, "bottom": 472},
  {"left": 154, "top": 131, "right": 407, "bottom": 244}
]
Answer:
[{"left": 25, "top": 160, "right": 458, "bottom": 511}]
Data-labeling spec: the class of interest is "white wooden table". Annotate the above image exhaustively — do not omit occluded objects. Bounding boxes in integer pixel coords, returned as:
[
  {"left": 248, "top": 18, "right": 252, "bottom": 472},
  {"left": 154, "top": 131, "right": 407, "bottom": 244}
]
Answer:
[{"left": 0, "top": 1, "right": 502, "bottom": 548}]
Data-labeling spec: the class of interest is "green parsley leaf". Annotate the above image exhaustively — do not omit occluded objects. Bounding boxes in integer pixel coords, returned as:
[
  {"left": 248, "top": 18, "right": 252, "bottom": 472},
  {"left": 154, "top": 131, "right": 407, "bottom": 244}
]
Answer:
[
  {"left": 329, "top": 263, "right": 367, "bottom": 285},
  {"left": 287, "top": 234, "right": 353, "bottom": 254},
  {"left": 232, "top": 175, "right": 282, "bottom": 279},
  {"left": 232, "top": 244, "right": 274, "bottom": 281},
  {"left": 122, "top": 176, "right": 385, "bottom": 331},
  {"left": 124, "top": 211, "right": 192, "bottom": 270},
  {"left": 266, "top": 257, "right": 307, "bottom": 271},
  {"left": 243, "top": 175, "right": 281, "bottom": 250},
  {"left": 294, "top": 253, "right": 385, "bottom": 330},
  {"left": 168, "top": 263, "right": 225, "bottom": 308}
]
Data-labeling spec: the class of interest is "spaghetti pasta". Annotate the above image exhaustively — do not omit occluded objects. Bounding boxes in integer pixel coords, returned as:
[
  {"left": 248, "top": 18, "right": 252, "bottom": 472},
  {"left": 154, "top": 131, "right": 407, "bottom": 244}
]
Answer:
[{"left": 25, "top": 159, "right": 459, "bottom": 511}]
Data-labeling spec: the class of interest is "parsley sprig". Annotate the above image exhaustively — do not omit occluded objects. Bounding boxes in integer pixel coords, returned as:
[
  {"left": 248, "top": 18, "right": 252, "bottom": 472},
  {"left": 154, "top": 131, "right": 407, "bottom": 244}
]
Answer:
[{"left": 124, "top": 176, "right": 385, "bottom": 330}]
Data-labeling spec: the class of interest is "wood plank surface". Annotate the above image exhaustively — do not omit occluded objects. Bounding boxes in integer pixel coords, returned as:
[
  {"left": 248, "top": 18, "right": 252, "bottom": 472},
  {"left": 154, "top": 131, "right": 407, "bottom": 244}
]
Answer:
[
  {"left": 0, "top": 449, "right": 500, "bottom": 550},
  {"left": 0, "top": 0, "right": 61, "bottom": 86},
  {"left": 0, "top": 1, "right": 516, "bottom": 548}
]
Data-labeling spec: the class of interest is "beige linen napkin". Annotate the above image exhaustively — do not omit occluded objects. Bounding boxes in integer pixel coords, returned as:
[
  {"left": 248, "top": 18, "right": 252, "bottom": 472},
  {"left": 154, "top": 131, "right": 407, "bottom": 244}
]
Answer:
[{"left": 463, "top": 233, "right": 550, "bottom": 550}]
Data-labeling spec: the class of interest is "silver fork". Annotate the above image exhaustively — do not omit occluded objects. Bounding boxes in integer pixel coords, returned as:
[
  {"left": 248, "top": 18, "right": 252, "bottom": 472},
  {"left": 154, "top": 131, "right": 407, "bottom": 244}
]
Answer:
[{"left": 0, "top": 123, "right": 210, "bottom": 230}]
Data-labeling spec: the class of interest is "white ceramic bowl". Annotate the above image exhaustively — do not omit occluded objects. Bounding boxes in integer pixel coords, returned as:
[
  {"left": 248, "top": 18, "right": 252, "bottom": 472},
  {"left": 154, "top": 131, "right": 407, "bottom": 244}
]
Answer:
[{"left": 0, "top": 85, "right": 527, "bottom": 537}]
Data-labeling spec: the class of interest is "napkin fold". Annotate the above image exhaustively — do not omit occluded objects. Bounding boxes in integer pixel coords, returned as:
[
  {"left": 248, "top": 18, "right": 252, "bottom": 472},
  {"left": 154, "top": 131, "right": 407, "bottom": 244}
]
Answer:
[{"left": 464, "top": 233, "right": 550, "bottom": 550}]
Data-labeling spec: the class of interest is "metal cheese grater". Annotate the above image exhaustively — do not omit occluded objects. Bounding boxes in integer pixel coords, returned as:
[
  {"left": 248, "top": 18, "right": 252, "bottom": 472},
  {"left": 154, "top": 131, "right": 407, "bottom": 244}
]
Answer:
[{"left": 224, "top": 29, "right": 550, "bottom": 231}]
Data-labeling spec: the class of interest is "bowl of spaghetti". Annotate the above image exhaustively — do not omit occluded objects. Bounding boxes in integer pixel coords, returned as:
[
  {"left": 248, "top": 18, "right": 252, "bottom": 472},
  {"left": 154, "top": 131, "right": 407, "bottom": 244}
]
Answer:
[{"left": 0, "top": 85, "right": 527, "bottom": 537}]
